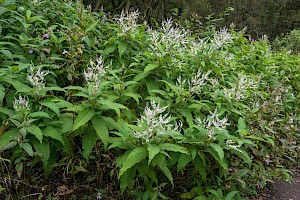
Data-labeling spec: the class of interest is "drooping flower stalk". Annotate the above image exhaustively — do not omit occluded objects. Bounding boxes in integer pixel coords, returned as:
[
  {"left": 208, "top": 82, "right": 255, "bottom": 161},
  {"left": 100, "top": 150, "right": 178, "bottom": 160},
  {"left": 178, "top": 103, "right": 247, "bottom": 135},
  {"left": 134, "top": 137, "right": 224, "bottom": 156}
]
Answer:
[
  {"left": 13, "top": 95, "right": 30, "bottom": 111},
  {"left": 213, "top": 27, "right": 233, "bottom": 48},
  {"left": 196, "top": 108, "right": 229, "bottom": 139},
  {"left": 84, "top": 56, "right": 107, "bottom": 96},
  {"left": 115, "top": 10, "right": 139, "bottom": 34},
  {"left": 134, "top": 101, "right": 181, "bottom": 143},
  {"left": 27, "top": 67, "right": 49, "bottom": 95}
]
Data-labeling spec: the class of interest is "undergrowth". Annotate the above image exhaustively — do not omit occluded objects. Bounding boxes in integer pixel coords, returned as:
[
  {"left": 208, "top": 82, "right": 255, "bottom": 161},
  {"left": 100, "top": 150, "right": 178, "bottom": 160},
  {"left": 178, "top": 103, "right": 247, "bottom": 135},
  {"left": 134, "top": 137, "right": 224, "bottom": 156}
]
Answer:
[{"left": 0, "top": 0, "right": 300, "bottom": 199}]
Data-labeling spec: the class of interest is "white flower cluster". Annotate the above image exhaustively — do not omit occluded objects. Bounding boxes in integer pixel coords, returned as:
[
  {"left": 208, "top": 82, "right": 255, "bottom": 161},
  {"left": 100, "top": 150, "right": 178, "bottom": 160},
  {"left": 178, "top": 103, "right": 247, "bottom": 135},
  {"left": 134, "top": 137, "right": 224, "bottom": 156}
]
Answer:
[
  {"left": 115, "top": 10, "right": 139, "bottom": 34},
  {"left": 196, "top": 108, "right": 229, "bottom": 139},
  {"left": 224, "top": 74, "right": 258, "bottom": 101},
  {"left": 84, "top": 56, "right": 107, "bottom": 96},
  {"left": 225, "top": 139, "right": 242, "bottom": 152},
  {"left": 147, "top": 19, "right": 189, "bottom": 56},
  {"left": 213, "top": 27, "right": 233, "bottom": 48},
  {"left": 134, "top": 101, "right": 181, "bottom": 143},
  {"left": 27, "top": 67, "right": 49, "bottom": 95},
  {"left": 13, "top": 95, "right": 30, "bottom": 111},
  {"left": 189, "top": 70, "right": 211, "bottom": 94},
  {"left": 176, "top": 70, "right": 211, "bottom": 96}
]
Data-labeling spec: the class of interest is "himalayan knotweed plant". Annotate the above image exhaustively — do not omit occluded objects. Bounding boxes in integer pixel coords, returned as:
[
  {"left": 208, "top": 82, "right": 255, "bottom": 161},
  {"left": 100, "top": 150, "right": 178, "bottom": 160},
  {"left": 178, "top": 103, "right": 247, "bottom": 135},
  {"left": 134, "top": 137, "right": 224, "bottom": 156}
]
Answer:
[
  {"left": 213, "top": 27, "right": 233, "bottom": 48},
  {"left": 134, "top": 101, "right": 181, "bottom": 143},
  {"left": 196, "top": 108, "right": 229, "bottom": 139},
  {"left": 84, "top": 56, "right": 107, "bottom": 96},
  {"left": 176, "top": 70, "right": 211, "bottom": 97},
  {"left": 224, "top": 74, "right": 258, "bottom": 101},
  {"left": 27, "top": 67, "right": 49, "bottom": 95},
  {"left": 147, "top": 19, "right": 189, "bottom": 56},
  {"left": 13, "top": 95, "right": 30, "bottom": 112},
  {"left": 115, "top": 10, "right": 139, "bottom": 34}
]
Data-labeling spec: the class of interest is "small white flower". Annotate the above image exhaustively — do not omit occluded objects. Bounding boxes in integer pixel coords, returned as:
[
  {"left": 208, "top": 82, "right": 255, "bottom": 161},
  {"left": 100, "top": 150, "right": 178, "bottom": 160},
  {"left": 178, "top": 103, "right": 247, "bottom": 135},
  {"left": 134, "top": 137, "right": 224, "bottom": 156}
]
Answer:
[
  {"left": 196, "top": 108, "right": 229, "bottom": 139},
  {"left": 188, "top": 70, "right": 211, "bottom": 94},
  {"left": 115, "top": 10, "right": 139, "bottom": 34},
  {"left": 84, "top": 56, "right": 107, "bottom": 96},
  {"left": 224, "top": 74, "right": 258, "bottom": 101},
  {"left": 62, "top": 49, "right": 68, "bottom": 55},
  {"left": 213, "top": 27, "right": 233, "bottom": 48},
  {"left": 134, "top": 101, "right": 181, "bottom": 143},
  {"left": 13, "top": 95, "right": 30, "bottom": 111},
  {"left": 27, "top": 67, "right": 49, "bottom": 95}
]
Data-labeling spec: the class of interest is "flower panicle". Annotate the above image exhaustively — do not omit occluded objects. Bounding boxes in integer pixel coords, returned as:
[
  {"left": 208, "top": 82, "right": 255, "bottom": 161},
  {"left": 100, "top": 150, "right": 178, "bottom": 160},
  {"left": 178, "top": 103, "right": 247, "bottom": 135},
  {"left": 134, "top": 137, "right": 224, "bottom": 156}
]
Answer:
[
  {"left": 84, "top": 56, "right": 107, "bottom": 96},
  {"left": 116, "top": 9, "right": 139, "bottom": 33},
  {"left": 213, "top": 27, "right": 233, "bottom": 48},
  {"left": 196, "top": 108, "right": 229, "bottom": 139},
  {"left": 13, "top": 95, "right": 30, "bottom": 111},
  {"left": 134, "top": 101, "right": 181, "bottom": 143},
  {"left": 27, "top": 67, "right": 49, "bottom": 95}
]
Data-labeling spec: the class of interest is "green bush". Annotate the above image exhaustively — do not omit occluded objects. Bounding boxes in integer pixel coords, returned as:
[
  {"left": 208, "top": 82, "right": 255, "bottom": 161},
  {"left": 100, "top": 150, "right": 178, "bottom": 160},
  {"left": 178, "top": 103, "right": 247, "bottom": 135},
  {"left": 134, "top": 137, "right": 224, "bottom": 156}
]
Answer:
[
  {"left": 273, "top": 29, "right": 300, "bottom": 53},
  {"left": 0, "top": 0, "right": 300, "bottom": 199}
]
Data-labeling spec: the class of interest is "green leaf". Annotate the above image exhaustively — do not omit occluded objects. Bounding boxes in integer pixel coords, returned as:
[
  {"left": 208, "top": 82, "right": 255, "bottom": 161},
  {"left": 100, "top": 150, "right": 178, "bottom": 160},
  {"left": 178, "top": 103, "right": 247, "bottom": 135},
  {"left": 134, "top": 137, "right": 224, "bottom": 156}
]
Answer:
[
  {"left": 103, "top": 46, "right": 116, "bottom": 56},
  {"left": 119, "top": 165, "right": 136, "bottom": 192},
  {"left": 195, "top": 153, "right": 207, "bottom": 182},
  {"left": 91, "top": 115, "right": 109, "bottom": 149},
  {"left": 0, "top": 49, "right": 12, "bottom": 58},
  {"left": 143, "top": 188, "right": 151, "bottom": 200},
  {"left": 85, "top": 21, "right": 98, "bottom": 32},
  {"left": 147, "top": 143, "right": 160, "bottom": 165},
  {"left": 144, "top": 63, "right": 159, "bottom": 73},
  {"left": 59, "top": 113, "right": 74, "bottom": 133},
  {"left": 99, "top": 99, "right": 127, "bottom": 116},
  {"left": 158, "top": 143, "right": 189, "bottom": 155},
  {"left": 28, "top": 112, "right": 51, "bottom": 119},
  {"left": 208, "top": 143, "right": 228, "bottom": 170},
  {"left": 118, "top": 42, "right": 127, "bottom": 57},
  {"left": 102, "top": 116, "right": 122, "bottom": 131},
  {"left": 194, "top": 195, "right": 207, "bottom": 200},
  {"left": 177, "top": 154, "right": 192, "bottom": 171},
  {"left": 0, "top": 129, "right": 18, "bottom": 151},
  {"left": 133, "top": 71, "right": 149, "bottom": 82},
  {"left": 39, "top": 101, "right": 60, "bottom": 115},
  {"left": 20, "top": 143, "right": 33, "bottom": 157},
  {"left": 154, "top": 154, "right": 173, "bottom": 186},
  {"left": 72, "top": 108, "right": 95, "bottom": 131},
  {"left": 26, "top": 9, "right": 31, "bottom": 19},
  {"left": 82, "top": 126, "right": 98, "bottom": 158},
  {"left": 230, "top": 148, "right": 251, "bottom": 164},
  {"left": 0, "top": 84, "right": 4, "bottom": 105},
  {"left": 43, "top": 126, "right": 64, "bottom": 144},
  {"left": 225, "top": 191, "right": 239, "bottom": 200},
  {"left": 32, "top": 139, "right": 50, "bottom": 166},
  {"left": 123, "top": 92, "right": 142, "bottom": 105},
  {"left": 119, "top": 146, "right": 148, "bottom": 178},
  {"left": 161, "top": 80, "right": 179, "bottom": 96},
  {"left": 188, "top": 103, "right": 211, "bottom": 111},
  {"left": 27, "top": 125, "right": 43, "bottom": 143},
  {"left": 0, "top": 108, "right": 14, "bottom": 117},
  {"left": 237, "top": 117, "right": 248, "bottom": 135},
  {"left": 3, "top": 78, "right": 32, "bottom": 93},
  {"left": 181, "top": 192, "right": 194, "bottom": 199}
]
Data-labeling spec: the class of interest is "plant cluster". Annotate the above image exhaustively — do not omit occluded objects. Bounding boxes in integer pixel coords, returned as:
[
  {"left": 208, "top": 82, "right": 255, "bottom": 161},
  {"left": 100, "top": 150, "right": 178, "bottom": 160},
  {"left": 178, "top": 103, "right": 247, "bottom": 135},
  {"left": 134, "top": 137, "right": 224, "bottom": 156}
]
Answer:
[{"left": 0, "top": 0, "right": 300, "bottom": 199}]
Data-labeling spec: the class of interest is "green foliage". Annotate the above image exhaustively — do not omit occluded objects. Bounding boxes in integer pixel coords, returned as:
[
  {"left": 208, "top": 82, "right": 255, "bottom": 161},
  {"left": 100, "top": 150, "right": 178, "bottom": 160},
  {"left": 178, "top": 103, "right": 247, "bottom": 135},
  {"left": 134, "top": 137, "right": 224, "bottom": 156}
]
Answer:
[
  {"left": 0, "top": 0, "right": 300, "bottom": 199},
  {"left": 273, "top": 29, "right": 300, "bottom": 53}
]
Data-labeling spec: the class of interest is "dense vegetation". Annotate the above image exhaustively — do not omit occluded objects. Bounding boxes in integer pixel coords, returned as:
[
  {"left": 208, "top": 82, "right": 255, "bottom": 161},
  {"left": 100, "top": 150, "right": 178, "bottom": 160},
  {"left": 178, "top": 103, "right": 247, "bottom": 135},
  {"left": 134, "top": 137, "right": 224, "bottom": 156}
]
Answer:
[
  {"left": 83, "top": 0, "right": 300, "bottom": 39},
  {"left": 0, "top": 0, "right": 300, "bottom": 199}
]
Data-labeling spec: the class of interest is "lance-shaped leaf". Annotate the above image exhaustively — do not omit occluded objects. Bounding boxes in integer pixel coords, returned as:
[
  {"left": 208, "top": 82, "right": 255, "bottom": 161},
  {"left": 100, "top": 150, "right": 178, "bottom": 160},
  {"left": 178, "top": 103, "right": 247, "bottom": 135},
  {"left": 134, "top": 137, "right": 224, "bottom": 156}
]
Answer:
[
  {"left": 158, "top": 143, "right": 189, "bottom": 155},
  {"left": 27, "top": 125, "right": 43, "bottom": 143},
  {"left": 72, "top": 108, "right": 95, "bottom": 131},
  {"left": 91, "top": 115, "right": 109, "bottom": 149},
  {"left": 147, "top": 143, "right": 160, "bottom": 165},
  {"left": 119, "top": 146, "right": 148, "bottom": 178}
]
